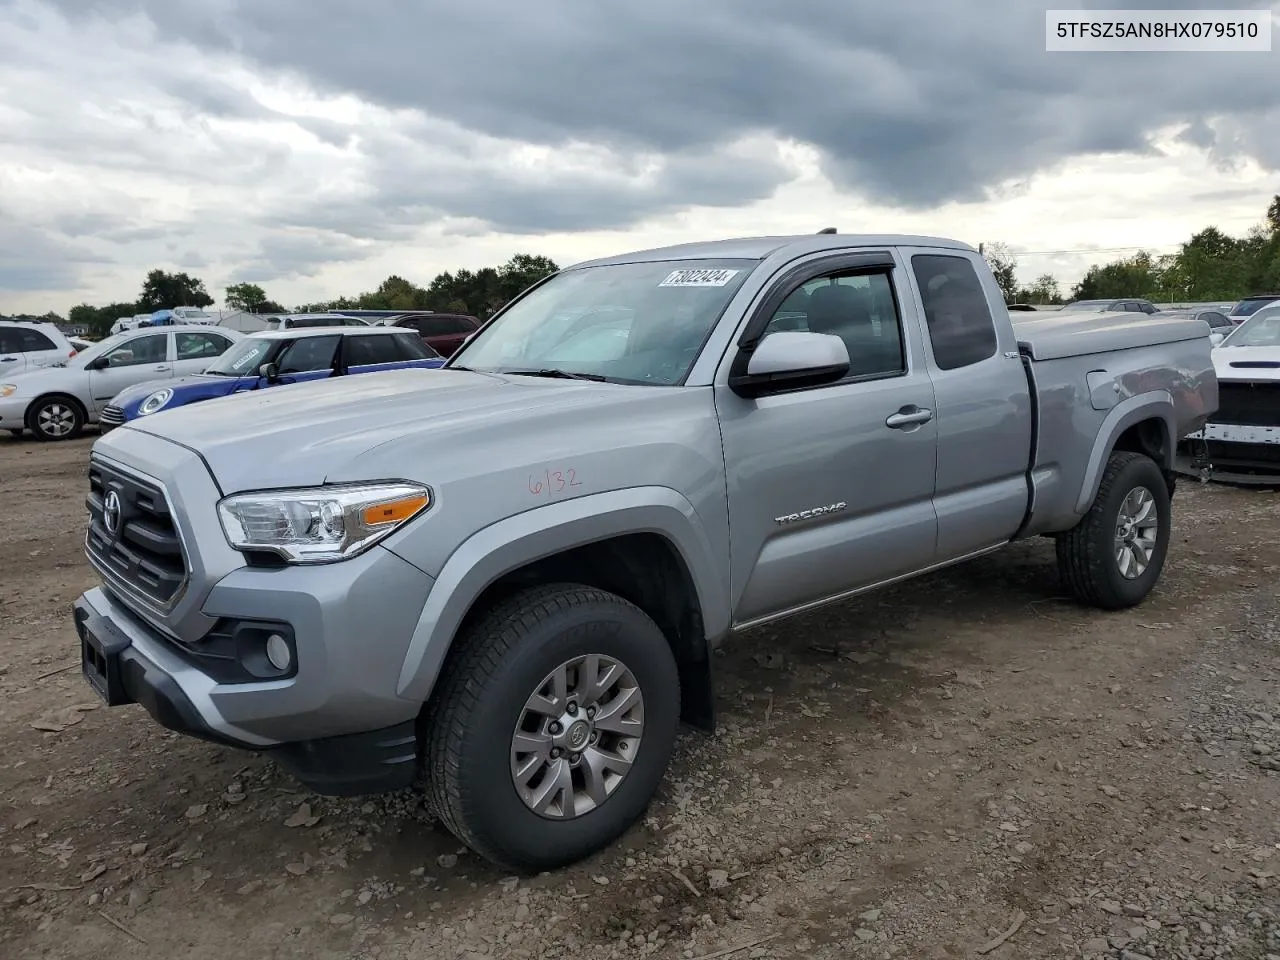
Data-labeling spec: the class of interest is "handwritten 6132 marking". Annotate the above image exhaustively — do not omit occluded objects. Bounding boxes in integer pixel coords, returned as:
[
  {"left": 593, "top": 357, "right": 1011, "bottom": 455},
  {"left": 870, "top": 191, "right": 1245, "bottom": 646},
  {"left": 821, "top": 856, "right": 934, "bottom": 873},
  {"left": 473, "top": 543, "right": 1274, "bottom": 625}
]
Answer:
[{"left": 528, "top": 467, "right": 582, "bottom": 497}]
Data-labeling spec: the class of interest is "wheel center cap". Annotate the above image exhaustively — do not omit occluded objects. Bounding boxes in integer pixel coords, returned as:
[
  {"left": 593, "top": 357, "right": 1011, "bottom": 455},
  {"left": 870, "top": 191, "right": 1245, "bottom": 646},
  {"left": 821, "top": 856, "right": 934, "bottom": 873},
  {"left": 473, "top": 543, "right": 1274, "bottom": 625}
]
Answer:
[{"left": 565, "top": 720, "right": 591, "bottom": 750}]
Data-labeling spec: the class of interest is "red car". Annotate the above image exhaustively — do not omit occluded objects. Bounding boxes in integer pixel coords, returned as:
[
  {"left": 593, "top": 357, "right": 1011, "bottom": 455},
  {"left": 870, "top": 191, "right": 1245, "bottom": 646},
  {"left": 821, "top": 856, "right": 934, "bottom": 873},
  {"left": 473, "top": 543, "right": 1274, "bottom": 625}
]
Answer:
[{"left": 384, "top": 312, "right": 480, "bottom": 357}]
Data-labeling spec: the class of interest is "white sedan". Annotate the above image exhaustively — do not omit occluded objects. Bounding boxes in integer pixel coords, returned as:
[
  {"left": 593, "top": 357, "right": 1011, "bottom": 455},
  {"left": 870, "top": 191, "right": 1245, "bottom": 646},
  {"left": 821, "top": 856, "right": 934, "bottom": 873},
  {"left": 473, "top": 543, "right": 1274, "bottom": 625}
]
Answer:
[{"left": 0, "top": 325, "right": 241, "bottom": 440}]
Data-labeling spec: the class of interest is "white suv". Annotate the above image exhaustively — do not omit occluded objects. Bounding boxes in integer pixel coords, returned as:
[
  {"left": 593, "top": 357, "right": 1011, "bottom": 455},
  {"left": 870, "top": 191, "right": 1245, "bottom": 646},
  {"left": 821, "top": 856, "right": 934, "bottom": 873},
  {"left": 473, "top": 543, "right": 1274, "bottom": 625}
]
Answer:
[{"left": 0, "top": 321, "right": 77, "bottom": 374}]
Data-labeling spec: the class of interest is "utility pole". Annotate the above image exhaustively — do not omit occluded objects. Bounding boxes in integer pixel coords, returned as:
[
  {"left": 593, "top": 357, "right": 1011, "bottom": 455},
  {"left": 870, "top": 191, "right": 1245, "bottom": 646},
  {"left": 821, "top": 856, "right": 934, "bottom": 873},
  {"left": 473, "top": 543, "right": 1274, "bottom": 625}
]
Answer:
[{"left": 978, "top": 242, "right": 984, "bottom": 255}]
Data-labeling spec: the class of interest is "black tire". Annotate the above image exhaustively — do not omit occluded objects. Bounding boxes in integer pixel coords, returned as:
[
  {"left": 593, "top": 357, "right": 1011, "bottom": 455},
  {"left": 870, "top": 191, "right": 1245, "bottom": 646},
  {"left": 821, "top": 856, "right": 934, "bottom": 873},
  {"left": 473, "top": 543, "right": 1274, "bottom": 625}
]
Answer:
[
  {"left": 1056, "top": 451, "right": 1172, "bottom": 610},
  {"left": 423, "top": 583, "right": 681, "bottom": 873},
  {"left": 27, "top": 395, "right": 86, "bottom": 441}
]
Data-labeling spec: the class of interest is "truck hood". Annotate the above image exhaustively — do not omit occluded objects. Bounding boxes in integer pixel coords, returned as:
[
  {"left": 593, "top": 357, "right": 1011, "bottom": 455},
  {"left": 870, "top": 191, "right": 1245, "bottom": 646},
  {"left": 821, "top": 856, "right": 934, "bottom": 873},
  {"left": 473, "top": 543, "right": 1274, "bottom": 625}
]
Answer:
[
  {"left": 1213, "top": 345, "right": 1280, "bottom": 382},
  {"left": 112, "top": 368, "right": 667, "bottom": 492}
]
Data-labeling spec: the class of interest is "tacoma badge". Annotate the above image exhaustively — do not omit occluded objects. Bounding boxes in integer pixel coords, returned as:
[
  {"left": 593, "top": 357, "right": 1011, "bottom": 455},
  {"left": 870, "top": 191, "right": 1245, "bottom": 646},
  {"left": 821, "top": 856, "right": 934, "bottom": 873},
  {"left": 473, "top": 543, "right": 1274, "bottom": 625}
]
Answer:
[{"left": 774, "top": 502, "right": 848, "bottom": 525}]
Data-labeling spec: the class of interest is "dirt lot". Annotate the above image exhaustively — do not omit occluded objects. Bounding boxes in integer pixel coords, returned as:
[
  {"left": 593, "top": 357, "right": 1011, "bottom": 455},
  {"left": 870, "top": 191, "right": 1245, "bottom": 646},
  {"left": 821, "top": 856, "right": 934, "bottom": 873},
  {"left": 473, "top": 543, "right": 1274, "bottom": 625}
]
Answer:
[{"left": 1, "top": 433, "right": 1278, "bottom": 960}]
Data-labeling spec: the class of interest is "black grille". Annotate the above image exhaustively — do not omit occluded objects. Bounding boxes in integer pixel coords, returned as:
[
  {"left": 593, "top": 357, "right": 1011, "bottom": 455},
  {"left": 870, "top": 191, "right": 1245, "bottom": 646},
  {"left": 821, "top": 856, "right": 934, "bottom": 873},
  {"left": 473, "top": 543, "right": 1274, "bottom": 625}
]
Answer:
[
  {"left": 99, "top": 405, "right": 125, "bottom": 428},
  {"left": 86, "top": 458, "right": 188, "bottom": 606},
  {"left": 1210, "top": 381, "right": 1280, "bottom": 427},
  {"left": 1203, "top": 440, "right": 1280, "bottom": 475}
]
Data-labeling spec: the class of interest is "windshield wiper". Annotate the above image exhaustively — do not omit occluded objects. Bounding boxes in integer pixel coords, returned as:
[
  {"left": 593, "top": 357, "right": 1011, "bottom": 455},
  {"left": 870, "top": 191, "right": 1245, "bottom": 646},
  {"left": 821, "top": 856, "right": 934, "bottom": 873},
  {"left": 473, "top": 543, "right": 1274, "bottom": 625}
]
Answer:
[{"left": 501, "top": 368, "right": 609, "bottom": 382}]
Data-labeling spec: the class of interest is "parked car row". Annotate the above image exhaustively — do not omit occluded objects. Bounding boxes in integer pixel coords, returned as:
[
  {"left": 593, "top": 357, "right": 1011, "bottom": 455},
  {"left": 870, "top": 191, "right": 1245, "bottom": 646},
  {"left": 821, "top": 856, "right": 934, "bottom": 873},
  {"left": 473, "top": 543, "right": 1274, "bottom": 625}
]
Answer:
[
  {"left": 250, "top": 311, "right": 480, "bottom": 357},
  {"left": 102, "top": 326, "right": 443, "bottom": 431},
  {"left": 1, "top": 325, "right": 241, "bottom": 438},
  {"left": 1, "top": 321, "right": 445, "bottom": 439}
]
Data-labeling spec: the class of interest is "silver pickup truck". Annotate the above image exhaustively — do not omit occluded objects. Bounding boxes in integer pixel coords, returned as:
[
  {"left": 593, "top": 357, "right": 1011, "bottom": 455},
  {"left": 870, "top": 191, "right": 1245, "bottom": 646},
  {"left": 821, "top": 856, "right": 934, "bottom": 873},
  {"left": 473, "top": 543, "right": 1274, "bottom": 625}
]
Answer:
[{"left": 73, "top": 233, "right": 1216, "bottom": 872}]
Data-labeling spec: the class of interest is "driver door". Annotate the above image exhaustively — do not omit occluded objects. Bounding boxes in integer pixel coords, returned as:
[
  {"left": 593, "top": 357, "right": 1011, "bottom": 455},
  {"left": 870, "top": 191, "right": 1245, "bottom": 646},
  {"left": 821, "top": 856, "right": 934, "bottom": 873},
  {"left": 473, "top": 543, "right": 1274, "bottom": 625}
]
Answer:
[{"left": 88, "top": 332, "right": 173, "bottom": 413}]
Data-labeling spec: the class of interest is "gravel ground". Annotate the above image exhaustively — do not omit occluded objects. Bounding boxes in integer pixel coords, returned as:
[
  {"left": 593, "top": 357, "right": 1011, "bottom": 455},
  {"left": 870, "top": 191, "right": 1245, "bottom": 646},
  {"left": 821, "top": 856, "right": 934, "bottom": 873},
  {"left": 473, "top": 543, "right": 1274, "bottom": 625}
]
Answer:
[{"left": 1, "top": 433, "right": 1277, "bottom": 960}]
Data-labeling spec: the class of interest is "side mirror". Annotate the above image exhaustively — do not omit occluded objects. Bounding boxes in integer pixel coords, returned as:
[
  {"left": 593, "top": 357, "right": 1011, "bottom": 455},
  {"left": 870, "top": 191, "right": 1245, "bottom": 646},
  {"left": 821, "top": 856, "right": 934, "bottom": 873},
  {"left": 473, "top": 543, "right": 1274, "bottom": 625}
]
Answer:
[
  {"left": 87, "top": 356, "right": 109, "bottom": 370},
  {"left": 729, "top": 331, "right": 850, "bottom": 398},
  {"left": 259, "top": 362, "right": 279, "bottom": 381},
  {"left": 1209, "top": 332, "right": 1225, "bottom": 347}
]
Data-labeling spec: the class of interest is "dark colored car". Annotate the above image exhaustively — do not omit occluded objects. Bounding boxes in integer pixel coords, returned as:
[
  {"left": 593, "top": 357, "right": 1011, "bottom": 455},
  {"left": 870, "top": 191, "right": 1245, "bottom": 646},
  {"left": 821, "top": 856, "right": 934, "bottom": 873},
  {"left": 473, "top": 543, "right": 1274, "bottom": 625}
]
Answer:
[
  {"left": 1227, "top": 293, "right": 1280, "bottom": 323},
  {"left": 1152, "top": 307, "right": 1236, "bottom": 331},
  {"left": 384, "top": 312, "right": 481, "bottom": 357},
  {"left": 1058, "top": 298, "right": 1160, "bottom": 314}
]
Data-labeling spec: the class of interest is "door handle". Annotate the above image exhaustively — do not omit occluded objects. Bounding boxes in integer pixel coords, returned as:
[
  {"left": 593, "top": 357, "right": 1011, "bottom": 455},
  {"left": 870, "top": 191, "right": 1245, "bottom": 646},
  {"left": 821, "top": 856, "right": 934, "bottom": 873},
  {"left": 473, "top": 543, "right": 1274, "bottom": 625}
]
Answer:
[
  {"left": 885, "top": 406, "right": 933, "bottom": 429},
  {"left": 0, "top": 357, "right": 16, "bottom": 361},
  {"left": 153, "top": 366, "right": 169, "bottom": 371}
]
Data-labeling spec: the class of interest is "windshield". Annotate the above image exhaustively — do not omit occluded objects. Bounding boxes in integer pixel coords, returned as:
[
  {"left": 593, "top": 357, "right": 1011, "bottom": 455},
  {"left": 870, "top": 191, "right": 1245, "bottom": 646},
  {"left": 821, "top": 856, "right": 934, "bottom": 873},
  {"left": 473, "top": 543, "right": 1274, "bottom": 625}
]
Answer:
[
  {"left": 450, "top": 259, "right": 755, "bottom": 384},
  {"left": 1230, "top": 296, "right": 1280, "bottom": 317},
  {"left": 1221, "top": 309, "right": 1280, "bottom": 348},
  {"left": 204, "top": 337, "right": 274, "bottom": 375}
]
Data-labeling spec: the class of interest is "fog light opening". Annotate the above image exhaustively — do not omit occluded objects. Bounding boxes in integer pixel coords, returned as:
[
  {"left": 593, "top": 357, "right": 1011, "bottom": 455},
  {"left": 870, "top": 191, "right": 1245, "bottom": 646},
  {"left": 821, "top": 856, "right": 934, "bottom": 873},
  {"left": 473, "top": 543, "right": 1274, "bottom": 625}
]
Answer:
[{"left": 265, "top": 633, "right": 292, "bottom": 671}]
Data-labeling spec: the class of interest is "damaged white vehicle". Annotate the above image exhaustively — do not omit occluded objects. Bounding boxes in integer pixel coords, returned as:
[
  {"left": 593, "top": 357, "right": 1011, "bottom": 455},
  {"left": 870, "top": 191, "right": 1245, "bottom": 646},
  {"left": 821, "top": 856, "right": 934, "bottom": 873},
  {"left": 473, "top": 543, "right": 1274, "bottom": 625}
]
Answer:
[{"left": 1178, "top": 304, "right": 1280, "bottom": 483}]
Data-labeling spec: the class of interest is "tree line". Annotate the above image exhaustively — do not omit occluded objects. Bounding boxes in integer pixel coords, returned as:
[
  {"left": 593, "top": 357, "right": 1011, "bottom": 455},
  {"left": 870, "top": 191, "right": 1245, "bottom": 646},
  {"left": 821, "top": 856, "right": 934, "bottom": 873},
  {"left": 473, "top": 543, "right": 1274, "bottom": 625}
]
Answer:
[
  {"left": 12, "top": 202, "right": 1280, "bottom": 335},
  {"left": 42, "top": 253, "right": 560, "bottom": 339},
  {"left": 982, "top": 195, "right": 1280, "bottom": 306}
]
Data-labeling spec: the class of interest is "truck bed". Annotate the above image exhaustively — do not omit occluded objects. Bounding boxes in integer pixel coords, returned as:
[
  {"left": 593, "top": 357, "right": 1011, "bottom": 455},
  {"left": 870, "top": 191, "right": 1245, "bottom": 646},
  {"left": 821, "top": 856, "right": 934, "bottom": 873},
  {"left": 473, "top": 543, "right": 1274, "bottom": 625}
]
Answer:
[
  {"left": 1010, "top": 310, "right": 1216, "bottom": 536},
  {"left": 1012, "top": 310, "right": 1210, "bottom": 361}
]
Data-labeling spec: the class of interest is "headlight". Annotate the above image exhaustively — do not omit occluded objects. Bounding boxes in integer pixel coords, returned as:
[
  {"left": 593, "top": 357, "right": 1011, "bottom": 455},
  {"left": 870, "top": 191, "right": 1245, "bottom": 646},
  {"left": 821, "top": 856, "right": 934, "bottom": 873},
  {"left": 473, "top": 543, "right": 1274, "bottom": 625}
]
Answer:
[
  {"left": 138, "top": 388, "right": 173, "bottom": 415},
  {"left": 0, "top": 384, "right": 16, "bottom": 398},
  {"left": 217, "top": 482, "right": 431, "bottom": 563}
]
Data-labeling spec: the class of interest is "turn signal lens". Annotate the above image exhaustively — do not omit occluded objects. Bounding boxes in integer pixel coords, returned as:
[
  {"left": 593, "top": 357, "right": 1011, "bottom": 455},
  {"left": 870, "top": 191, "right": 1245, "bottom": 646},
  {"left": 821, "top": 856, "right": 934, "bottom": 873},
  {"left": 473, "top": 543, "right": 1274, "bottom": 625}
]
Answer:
[{"left": 362, "top": 494, "right": 430, "bottom": 527}]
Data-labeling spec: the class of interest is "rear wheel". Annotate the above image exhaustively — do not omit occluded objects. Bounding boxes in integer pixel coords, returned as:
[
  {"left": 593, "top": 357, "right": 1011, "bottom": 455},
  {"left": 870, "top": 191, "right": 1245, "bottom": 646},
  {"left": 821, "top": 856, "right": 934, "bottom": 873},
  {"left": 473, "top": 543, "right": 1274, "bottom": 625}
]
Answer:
[
  {"left": 27, "top": 395, "right": 85, "bottom": 441},
  {"left": 1056, "top": 451, "right": 1171, "bottom": 609},
  {"left": 423, "top": 583, "right": 680, "bottom": 873}
]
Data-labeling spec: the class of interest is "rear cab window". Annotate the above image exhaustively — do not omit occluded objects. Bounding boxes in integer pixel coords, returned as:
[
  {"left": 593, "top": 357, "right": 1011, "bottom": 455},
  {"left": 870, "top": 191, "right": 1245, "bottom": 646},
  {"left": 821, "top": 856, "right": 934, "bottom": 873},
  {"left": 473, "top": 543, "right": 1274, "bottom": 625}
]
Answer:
[{"left": 910, "top": 254, "right": 999, "bottom": 370}]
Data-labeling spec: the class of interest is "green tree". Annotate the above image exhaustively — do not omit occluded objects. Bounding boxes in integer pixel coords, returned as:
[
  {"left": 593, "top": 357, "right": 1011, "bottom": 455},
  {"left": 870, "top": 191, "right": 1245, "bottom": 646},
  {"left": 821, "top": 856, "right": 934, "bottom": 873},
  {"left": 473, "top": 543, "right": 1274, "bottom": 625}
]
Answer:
[
  {"left": 981, "top": 243, "right": 1018, "bottom": 303},
  {"left": 225, "top": 282, "right": 270, "bottom": 312},
  {"left": 1015, "top": 274, "right": 1061, "bottom": 305},
  {"left": 360, "top": 275, "right": 431, "bottom": 311},
  {"left": 138, "top": 270, "right": 213, "bottom": 311},
  {"left": 1072, "top": 251, "right": 1163, "bottom": 300},
  {"left": 69, "top": 301, "right": 141, "bottom": 339}
]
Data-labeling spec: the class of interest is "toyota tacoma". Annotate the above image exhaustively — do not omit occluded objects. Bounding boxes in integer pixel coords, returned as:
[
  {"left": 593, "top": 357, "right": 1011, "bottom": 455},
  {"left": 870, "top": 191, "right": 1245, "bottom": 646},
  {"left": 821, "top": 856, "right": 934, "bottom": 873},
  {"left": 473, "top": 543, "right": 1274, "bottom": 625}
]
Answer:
[{"left": 72, "top": 232, "right": 1217, "bottom": 872}]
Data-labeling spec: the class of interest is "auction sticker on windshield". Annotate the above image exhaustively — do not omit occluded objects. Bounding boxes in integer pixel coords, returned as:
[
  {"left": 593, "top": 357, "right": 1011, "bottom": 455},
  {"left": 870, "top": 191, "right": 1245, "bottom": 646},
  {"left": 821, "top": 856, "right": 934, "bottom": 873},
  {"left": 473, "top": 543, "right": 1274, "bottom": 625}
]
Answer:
[{"left": 659, "top": 268, "right": 740, "bottom": 287}]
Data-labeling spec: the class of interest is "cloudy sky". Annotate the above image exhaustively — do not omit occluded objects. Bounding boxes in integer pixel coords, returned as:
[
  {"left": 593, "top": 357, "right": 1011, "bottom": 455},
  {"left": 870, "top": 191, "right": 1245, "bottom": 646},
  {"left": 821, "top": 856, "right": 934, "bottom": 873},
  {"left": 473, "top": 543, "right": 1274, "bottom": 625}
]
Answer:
[{"left": 1, "top": 0, "right": 1278, "bottom": 315}]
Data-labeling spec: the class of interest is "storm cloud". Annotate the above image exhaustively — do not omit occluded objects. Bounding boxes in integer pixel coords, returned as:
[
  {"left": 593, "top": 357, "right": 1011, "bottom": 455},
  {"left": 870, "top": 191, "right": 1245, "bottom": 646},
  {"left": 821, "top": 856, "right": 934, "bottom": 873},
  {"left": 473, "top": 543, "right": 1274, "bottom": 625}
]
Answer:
[{"left": 2, "top": 0, "right": 1278, "bottom": 302}]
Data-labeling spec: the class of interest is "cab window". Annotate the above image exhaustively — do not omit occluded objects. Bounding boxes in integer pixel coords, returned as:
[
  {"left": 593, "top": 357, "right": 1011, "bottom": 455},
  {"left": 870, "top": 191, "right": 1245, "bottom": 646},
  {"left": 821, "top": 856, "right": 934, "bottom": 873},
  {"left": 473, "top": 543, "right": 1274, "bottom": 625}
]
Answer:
[
  {"left": 759, "top": 272, "right": 906, "bottom": 380},
  {"left": 910, "top": 255, "right": 999, "bottom": 370}
]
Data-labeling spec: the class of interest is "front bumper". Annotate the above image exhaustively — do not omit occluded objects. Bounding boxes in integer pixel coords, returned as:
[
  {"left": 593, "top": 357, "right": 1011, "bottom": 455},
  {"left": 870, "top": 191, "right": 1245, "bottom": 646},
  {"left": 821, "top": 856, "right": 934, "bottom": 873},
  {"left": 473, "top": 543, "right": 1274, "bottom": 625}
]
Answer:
[
  {"left": 0, "top": 394, "right": 29, "bottom": 428},
  {"left": 74, "top": 584, "right": 426, "bottom": 795},
  {"left": 1176, "top": 422, "right": 1280, "bottom": 484}
]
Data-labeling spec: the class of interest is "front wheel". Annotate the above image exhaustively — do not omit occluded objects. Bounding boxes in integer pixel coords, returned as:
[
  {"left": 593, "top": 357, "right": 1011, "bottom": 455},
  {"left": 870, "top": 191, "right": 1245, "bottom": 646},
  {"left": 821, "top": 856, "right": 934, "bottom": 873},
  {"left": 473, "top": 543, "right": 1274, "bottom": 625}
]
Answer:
[
  {"left": 423, "top": 583, "right": 680, "bottom": 873},
  {"left": 1056, "top": 451, "right": 1172, "bottom": 610},
  {"left": 27, "top": 396, "right": 85, "bottom": 441}
]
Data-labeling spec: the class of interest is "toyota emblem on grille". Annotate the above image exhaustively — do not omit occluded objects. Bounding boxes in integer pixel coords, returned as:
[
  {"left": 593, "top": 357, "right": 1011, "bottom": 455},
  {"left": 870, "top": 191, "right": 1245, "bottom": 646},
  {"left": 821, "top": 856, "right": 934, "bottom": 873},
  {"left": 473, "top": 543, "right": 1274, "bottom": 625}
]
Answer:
[{"left": 103, "top": 490, "right": 122, "bottom": 536}]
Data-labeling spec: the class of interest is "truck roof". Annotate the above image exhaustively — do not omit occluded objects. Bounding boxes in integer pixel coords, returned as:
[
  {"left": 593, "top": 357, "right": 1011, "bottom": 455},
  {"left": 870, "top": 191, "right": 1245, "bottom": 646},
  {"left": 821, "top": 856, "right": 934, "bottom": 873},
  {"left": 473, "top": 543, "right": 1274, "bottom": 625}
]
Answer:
[{"left": 569, "top": 233, "right": 976, "bottom": 269}]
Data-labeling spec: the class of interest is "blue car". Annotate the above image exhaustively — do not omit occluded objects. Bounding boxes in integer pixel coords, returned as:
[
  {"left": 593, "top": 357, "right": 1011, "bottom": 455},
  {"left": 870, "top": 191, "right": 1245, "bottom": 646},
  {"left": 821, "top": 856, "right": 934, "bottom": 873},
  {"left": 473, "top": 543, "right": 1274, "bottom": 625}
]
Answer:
[{"left": 100, "top": 326, "right": 444, "bottom": 432}]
